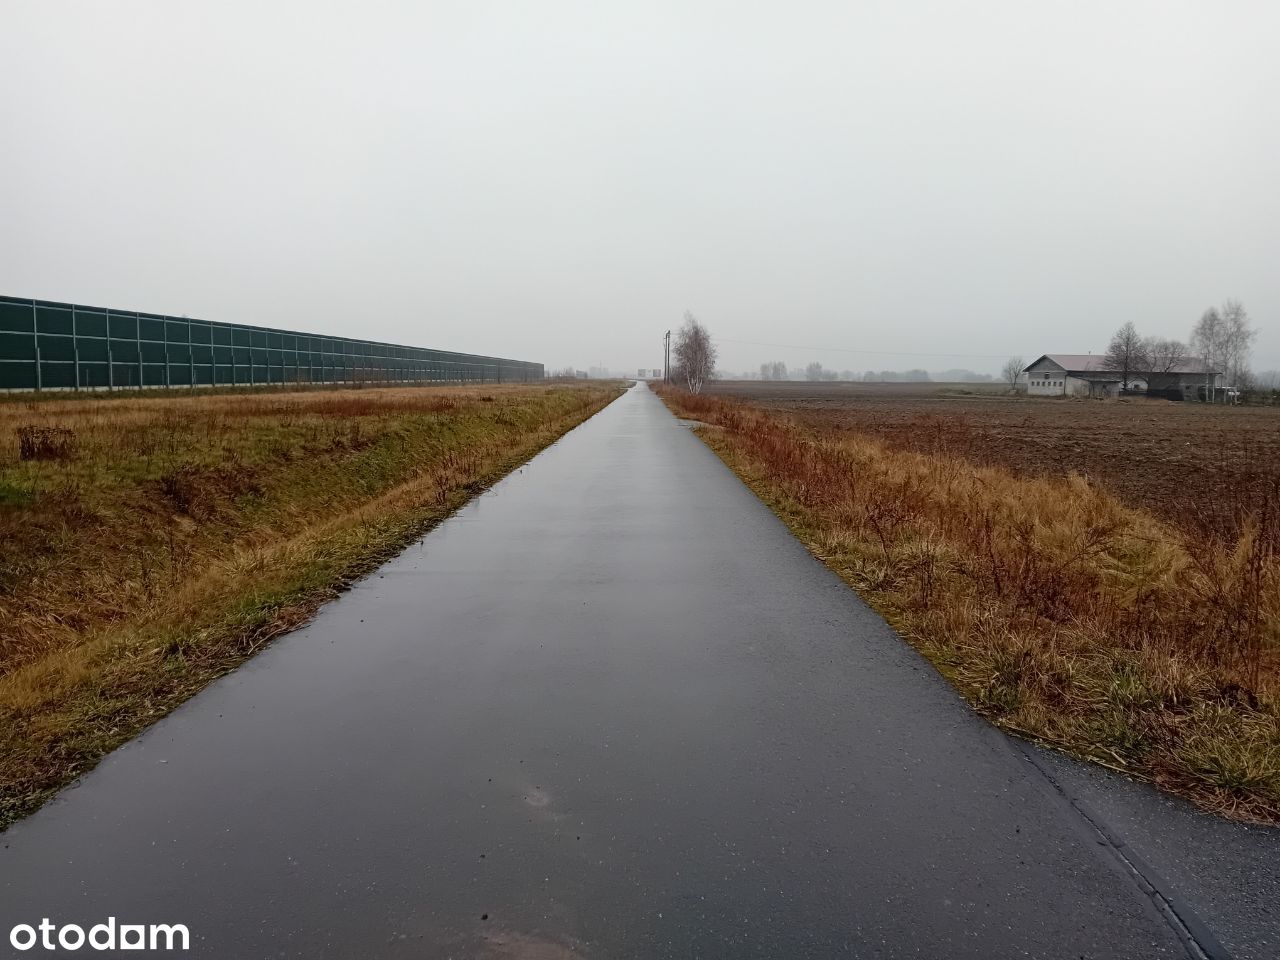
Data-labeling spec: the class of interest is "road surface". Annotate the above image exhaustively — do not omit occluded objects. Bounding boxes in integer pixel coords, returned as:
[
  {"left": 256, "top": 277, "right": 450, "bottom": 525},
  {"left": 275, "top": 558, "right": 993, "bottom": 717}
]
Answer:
[{"left": 0, "top": 383, "right": 1232, "bottom": 958}]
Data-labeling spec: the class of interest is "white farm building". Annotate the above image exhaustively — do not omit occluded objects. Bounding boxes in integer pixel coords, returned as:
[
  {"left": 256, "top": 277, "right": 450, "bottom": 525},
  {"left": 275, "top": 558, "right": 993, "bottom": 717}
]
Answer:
[{"left": 1022, "top": 354, "right": 1222, "bottom": 400}]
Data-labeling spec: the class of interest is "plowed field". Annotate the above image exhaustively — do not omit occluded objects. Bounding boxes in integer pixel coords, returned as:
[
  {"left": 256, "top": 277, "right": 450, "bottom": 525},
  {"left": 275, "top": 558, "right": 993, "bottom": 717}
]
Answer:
[{"left": 709, "top": 381, "right": 1280, "bottom": 541}]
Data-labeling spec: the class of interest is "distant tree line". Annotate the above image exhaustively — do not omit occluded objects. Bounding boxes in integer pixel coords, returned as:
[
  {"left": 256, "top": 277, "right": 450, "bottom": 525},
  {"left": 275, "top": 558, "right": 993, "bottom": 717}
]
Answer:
[
  {"left": 1103, "top": 300, "right": 1258, "bottom": 399},
  {"left": 861, "top": 368, "right": 933, "bottom": 383},
  {"left": 754, "top": 363, "right": 991, "bottom": 383}
]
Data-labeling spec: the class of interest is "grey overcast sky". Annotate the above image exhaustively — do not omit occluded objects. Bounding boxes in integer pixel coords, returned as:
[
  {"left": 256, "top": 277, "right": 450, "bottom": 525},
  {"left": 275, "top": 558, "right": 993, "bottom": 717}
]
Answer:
[{"left": 2, "top": 1, "right": 1276, "bottom": 376}]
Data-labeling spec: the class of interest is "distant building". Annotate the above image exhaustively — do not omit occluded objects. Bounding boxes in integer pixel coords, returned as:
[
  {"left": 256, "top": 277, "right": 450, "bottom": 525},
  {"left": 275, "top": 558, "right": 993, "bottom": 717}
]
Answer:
[{"left": 1022, "top": 354, "right": 1222, "bottom": 400}]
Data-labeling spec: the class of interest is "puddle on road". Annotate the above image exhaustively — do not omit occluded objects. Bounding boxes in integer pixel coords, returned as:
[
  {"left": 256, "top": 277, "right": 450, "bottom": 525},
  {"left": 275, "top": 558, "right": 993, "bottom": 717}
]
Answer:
[
  {"left": 479, "top": 930, "right": 589, "bottom": 960},
  {"left": 522, "top": 787, "right": 552, "bottom": 810}
]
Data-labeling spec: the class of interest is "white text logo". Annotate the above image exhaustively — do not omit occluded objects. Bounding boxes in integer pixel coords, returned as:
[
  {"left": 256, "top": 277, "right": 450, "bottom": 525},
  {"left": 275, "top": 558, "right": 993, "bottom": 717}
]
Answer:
[{"left": 9, "top": 918, "right": 189, "bottom": 952}]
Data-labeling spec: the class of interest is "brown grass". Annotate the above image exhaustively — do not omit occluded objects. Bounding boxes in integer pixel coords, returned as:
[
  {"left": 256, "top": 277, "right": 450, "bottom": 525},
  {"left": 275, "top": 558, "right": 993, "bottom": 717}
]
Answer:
[
  {"left": 662, "top": 388, "right": 1280, "bottom": 822},
  {"left": 0, "top": 382, "right": 624, "bottom": 828},
  {"left": 708, "top": 379, "right": 1280, "bottom": 545}
]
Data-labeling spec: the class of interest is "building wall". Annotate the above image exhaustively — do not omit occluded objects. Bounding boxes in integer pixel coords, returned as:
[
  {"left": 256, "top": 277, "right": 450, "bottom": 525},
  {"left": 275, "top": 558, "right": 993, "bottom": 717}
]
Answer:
[
  {"left": 1025, "top": 355, "right": 1224, "bottom": 402},
  {"left": 1066, "top": 375, "right": 1121, "bottom": 398},
  {"left": 1025, "top": 359, "right": 1068, "bottom": 395},
  {"left": 1025, "top": 358, "right": 1147, "bottom": 398},
  {"left": 1148, "top": 372, "right": 1223, "bottom": 401}
]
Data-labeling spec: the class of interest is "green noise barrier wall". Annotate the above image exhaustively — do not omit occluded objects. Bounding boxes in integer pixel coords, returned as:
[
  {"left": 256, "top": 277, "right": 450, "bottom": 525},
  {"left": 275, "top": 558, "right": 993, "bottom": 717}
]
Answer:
[{"left": 0, "top": 295, "right": 544, "bottom": 391}]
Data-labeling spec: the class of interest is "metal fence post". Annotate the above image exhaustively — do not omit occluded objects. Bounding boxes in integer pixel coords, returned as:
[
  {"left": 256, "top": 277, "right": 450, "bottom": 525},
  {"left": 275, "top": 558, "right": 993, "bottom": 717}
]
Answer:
[{"left": 32, "top": 302, "right": 41, "bottom": 392}]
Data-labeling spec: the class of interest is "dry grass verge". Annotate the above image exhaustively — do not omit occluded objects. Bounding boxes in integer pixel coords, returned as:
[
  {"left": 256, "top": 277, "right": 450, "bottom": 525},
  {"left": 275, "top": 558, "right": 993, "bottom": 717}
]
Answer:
[
  {"left": 0, "top": 382, "right": 623, "bottom": 828},
  {"left": 707, "top": 379, "right": 1280, "bottom": 546},
  {"left": 661, "top": 389, "right": 1279, "bottom": 822}
]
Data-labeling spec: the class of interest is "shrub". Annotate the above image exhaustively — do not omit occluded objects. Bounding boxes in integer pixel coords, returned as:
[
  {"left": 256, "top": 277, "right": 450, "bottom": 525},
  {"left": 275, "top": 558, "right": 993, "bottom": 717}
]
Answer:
[{"left": 16, "top": 426, "right": 75, "bottom": 462}]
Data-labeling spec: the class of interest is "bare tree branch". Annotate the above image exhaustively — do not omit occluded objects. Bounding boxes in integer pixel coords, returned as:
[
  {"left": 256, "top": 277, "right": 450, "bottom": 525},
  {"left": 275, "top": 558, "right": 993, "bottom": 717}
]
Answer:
[
  {"left": 1142, "top": 337, "right": 1189, "bottom": 376},
  {"left": 1002, "top": 356, "right": 1025, "bottom": 392},
  {"left": 1102, "top": 322, "right": 1149, "bottom": 394},
  {"left": 672, "top": 312, "right": 717, "bottom": 394},
  {"left": 1220, "top": 299, "right": 1257, "bottom": 389},
  {"left": 1191, "top": 300, "right": 1255, "bottom": 401}
]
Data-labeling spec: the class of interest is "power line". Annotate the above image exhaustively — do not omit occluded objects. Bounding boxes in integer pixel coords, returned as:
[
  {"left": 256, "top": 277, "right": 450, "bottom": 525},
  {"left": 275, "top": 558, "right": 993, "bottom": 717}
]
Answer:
[{"left": 715, "top": 336, "right": 1012, "bottom": 361}]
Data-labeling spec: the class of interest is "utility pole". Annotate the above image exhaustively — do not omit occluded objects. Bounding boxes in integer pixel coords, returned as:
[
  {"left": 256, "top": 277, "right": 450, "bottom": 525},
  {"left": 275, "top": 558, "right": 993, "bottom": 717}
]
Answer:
[{"left": 663, "top": 329, "right": 671, "bottom": 384}]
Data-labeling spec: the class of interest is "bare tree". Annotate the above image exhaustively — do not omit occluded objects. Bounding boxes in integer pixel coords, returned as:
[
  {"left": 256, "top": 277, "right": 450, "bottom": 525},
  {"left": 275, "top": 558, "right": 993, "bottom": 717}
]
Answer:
[
  {"left": 1189, "top": 301, "right": 1254, "bottom": 401},
  {"left": 1001, "top": 356, "right": 1025, "bottom": 392},
  {"left": 805, "top": 361, "right": 824, "bottom": 381},
  {"left": 759, "top": 360, "right": 788, "bottom": 381},
  {"left": 1102, "top": 322, "right": 1149, "bottom": 394},
  {"left": 1143, "top": 337, "right": 1189, "bottom": 375},
  {"left": 672, "top": 312, "right": 717, "bottom": 394},
  {"left": 1220, "top": 299, "right": 1257, "bottom": 389},
  {"left": 1190, "top": 307, "right": 1225, "bottom": 402},
  {"left": 1254, "top": 369, "right": 1280, "bottom": 404}
]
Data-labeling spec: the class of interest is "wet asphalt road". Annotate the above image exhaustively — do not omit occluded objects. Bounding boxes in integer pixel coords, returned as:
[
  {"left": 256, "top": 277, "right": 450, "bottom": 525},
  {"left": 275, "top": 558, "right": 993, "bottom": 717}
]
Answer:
[{"left": 0, "top": 383, "right": 1221, "bottom": 958}]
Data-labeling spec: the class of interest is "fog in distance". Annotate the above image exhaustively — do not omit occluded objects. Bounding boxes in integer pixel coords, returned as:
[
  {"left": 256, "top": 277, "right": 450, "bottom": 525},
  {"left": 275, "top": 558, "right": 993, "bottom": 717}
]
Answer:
[{"left": 2, "top": 1, "right": 1276, "bottom": 375}]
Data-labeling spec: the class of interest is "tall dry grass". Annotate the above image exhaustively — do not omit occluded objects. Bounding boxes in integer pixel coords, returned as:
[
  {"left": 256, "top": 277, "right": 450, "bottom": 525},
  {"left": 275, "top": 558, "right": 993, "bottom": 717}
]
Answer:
[
  {"left": 664, "top": 390, "right": 1279, "bottom": 821},
  {"left": 0, "top": 382, "right": 623, "bottom": 827}
]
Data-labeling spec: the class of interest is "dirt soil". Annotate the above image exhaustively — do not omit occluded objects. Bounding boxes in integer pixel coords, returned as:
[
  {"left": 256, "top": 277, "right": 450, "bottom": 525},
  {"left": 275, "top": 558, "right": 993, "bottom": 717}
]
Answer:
[{"left": 708, "top": 380, "right": 1280, "bottom": 541}]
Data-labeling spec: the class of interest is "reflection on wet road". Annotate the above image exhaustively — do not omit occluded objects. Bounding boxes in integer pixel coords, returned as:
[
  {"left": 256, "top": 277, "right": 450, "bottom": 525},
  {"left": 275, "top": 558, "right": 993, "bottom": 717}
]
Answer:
[{"left": 1, "top": 384, "right": 1203, "bottom": 957}]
